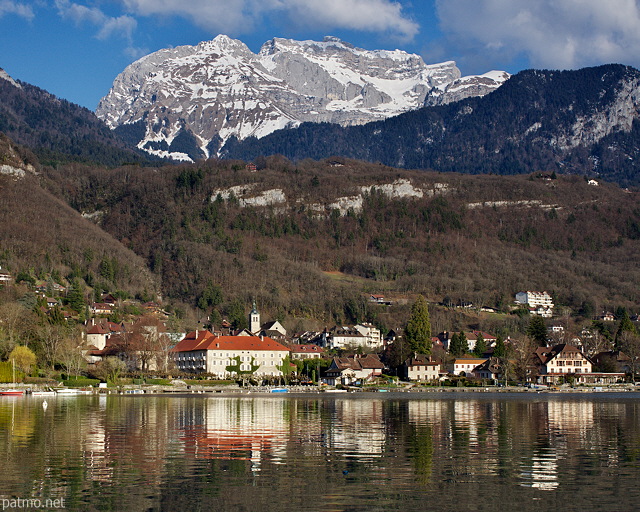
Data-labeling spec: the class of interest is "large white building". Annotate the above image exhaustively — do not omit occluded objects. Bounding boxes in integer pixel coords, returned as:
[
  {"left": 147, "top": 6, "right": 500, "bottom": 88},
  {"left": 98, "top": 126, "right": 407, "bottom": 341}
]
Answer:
[
  {"left": 515, "top": 291, "right": 554, "bottom": 317},
  {"left": 322, "top": 324, "right": 382, "bottom": 350},
  {"left": 171, "top": 330, "right": 290, "bottom": 377}
]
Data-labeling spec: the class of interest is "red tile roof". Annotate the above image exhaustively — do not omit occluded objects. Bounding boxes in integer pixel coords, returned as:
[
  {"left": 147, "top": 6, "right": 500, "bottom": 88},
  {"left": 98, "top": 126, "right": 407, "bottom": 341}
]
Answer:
[
  {"left": 171, "top": 331, "right": 290, "bottom": 353},
  {"left": 290, "top": 344, "right": 323, "bottom": 353}
]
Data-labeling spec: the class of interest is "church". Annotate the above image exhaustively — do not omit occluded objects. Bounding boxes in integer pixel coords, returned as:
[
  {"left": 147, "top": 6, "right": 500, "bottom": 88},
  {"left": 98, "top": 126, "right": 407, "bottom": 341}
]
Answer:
[{"left": 171, "top": 302, "right": 290, "bottom": 377}]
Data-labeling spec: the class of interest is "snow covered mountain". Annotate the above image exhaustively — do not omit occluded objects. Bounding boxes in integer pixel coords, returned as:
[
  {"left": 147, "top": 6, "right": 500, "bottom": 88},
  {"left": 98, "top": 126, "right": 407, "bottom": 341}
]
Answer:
[{"left": 96, "top": 35, "right": 509, "bottom": 162}]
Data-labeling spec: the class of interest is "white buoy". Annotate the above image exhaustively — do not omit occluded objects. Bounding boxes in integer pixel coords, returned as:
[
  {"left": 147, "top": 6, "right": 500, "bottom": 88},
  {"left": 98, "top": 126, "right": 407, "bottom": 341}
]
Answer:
[{"left": 42, "top": 400, "right": 48, "bottom": 411}]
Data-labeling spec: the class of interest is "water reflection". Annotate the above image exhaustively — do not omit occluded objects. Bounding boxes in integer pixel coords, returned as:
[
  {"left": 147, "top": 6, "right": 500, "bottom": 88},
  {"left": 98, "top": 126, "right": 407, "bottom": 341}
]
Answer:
[{"left": 1, "top": 393, "right": 640, "bottom": 511}]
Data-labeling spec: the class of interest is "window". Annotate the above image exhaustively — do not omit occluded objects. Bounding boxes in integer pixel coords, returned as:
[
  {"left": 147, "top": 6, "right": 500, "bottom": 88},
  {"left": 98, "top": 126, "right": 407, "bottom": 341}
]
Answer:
[
  {"left": 557, "top": 361, "right": 565, "bottom": 366},
  {"left": 574, "top": 361, "right": 582, "bottom": 366}
]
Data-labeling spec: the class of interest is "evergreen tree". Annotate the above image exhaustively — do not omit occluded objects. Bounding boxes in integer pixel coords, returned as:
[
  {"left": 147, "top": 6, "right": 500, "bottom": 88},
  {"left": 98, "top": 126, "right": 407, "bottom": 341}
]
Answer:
[
  {"left": 615, "top": 309, "right": 637, "bottom": 350},
  {"left": 67, "top": 278, "right": 85, "bottom": 313},
  {"left": 405, "top": 295, "right": 432, "bottom": 354},
  {"left": 527, "top": 316, "right": 548, "bottom": 346},
  {"left": 458, "top": 331, "right": 468, "bottom": 355},
  {"left": 227, "top": 299, "right": 249, "bottom": 331},
  {"left": 473, "top": 332, "right": 487, "bottom": 357},
  {"left": 493, "top": 334, "right": 507, "bottom": 358},
  {"left": 449, "top": 332, "right": 467, "bottom": 357}
]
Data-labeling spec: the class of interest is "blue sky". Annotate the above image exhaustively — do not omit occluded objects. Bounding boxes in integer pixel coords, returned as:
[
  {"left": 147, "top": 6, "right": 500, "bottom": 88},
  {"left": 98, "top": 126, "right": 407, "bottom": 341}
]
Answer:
[{"left": 1, "top": 0, "right": 640, "bottom": 110}]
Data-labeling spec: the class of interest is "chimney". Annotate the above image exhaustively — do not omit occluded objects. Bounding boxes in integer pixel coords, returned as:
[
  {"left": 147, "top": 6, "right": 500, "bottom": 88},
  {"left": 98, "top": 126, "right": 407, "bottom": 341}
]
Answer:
[{"left": 195, "top": 330, "right": 198, "bottom": 339}]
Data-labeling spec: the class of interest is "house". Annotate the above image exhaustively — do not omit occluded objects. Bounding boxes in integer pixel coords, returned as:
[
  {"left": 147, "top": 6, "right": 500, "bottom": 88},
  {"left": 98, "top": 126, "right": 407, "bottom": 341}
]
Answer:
[
  {"left": 322, "top": 324, "right": 382, "bottom": 350},
  {"left": 588, "top": 179, "right": 599, "bottom": 186},
  {"left": 261, "top": 320, "right": 286, "bottom": 337},
  {"left": 600, "top": 312, "right": 615, "bottom": 322},
  {"left": 323, "top": 354, "right": 385, "bottom": 386},
  {"left": 293, "top": 331, "right": 323, "bottom": 345},
  {"left": 449, "top": 357, "right": 488, "bottom": 376},
  {"left": 515, "top": 291, "right": 554, "bottom": 317},
  {"left": 171, "top": 330, "right": 290, "bottom": 377},
  {"left": 464, "top": 331, "right": 497, "bottom": 352},
  {"left": 102, "top": 293, "right": 117, "bottom": 305},
  {"left": 534, "top": 344, "right": 594, "bottom": 384},
  {"left": 472, "top": 357, "right": 503, "bottom": 380},
  {"left": 401, "top": 354, "right": 440, "bottom": 382},
  {"left": 91, "top": 302, "right": 113, "bottom": 316},
  {"left": 0, "top": 268, "right": 13, "bottom": 284},
  {"left": 592, "top": 350, "right": 633, "bottom": 374},
  {"left": 354, "top": 323, "right": 382, "bottom": 347},
  {"left": 85, "top": 321, "right": 127, "bottom": 353},
  {"left": 369, "top": 294, "right": 392, "bottom": 305},
  {"left": 435, "top": 331, "right": 452, "bottom": 350},
  {"left": 45, "top": 297, "right": 59, "bottom": 308},
  {"left": 289, "top": 344, "right": 324, "bottom": 360}
]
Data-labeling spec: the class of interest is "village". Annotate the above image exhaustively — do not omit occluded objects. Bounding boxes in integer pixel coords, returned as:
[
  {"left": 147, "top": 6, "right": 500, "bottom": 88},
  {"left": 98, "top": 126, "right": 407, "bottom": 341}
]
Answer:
[{"left": 2, "top": 263, "right": 636, "bottom": 391}]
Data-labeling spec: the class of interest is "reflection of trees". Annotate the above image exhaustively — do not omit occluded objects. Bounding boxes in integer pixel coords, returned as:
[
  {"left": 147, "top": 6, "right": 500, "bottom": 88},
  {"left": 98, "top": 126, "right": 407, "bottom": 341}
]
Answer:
[
  {"left": 4, "top": 396, "right": 640, "bottom": 510},
  {"left": 409, "top": 425, "right": 433, "bottom": 483}
]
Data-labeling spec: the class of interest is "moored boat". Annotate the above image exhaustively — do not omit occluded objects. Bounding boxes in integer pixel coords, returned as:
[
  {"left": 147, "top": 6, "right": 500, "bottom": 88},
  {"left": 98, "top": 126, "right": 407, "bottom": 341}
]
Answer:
[
  {"left": 0, "top": 389, "right": 24, "bottom": 396},
  {"left": 29, "top": 389, "right": 56, "bottom": 396},
  {"left": 55, "top": 388, "right": 93, "bottom": 395}
]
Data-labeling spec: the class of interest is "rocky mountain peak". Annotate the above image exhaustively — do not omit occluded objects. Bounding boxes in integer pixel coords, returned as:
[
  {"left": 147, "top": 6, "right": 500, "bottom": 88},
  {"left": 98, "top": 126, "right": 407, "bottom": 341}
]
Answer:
[
  {"left": 0, "top": 68, "right": 21, "bottom": 89},
  {"left": 96, "top": 35, "right": 509, "bottom": 162}
]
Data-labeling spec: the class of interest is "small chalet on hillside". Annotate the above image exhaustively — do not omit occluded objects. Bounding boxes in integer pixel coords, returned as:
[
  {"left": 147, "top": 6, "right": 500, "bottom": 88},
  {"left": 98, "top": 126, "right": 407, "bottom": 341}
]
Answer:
[{"left": 171, "top": 330, "right": 290, "bottom": 377}]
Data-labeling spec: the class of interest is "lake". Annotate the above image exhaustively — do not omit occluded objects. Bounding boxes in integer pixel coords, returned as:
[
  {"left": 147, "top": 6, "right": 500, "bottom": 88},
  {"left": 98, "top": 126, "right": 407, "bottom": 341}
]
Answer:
[{"left": 1, "top": 391, "right": 640, "bottom": 511}]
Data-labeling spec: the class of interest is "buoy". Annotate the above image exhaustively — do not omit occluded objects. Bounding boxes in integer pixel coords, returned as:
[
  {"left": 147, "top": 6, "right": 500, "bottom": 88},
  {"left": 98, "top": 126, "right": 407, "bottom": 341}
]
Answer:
[{"left": 42, "top": 400, "right": 48, "bottom": 411}]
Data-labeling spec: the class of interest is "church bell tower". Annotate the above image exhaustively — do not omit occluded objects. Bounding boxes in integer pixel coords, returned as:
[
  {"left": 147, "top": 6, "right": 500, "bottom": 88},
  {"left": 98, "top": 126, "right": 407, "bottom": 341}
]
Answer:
[{"left": 249, "top": 300, "right": 260, "bottom": 335}]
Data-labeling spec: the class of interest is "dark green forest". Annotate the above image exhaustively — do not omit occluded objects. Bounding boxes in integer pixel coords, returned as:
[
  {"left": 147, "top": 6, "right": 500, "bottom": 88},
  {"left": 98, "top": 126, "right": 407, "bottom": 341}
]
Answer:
[{"left": 222, "top": 65, "right": 640, "bottom": 187}]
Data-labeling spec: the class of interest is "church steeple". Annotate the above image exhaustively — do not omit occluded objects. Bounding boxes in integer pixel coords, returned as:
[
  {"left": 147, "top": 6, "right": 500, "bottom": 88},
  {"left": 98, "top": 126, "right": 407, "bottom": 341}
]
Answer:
[{"left": 249, "top": 300, "right": 260, "bottom": 335}]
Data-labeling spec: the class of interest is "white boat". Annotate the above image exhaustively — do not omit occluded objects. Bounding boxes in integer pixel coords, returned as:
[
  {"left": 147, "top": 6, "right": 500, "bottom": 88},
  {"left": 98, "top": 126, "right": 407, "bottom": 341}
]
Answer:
[
  {"left": 30, "top": 390, "right": 56, "bottom": 396},
  {"left": 55, "top": 388, "right": 93, "bottom": 395}
]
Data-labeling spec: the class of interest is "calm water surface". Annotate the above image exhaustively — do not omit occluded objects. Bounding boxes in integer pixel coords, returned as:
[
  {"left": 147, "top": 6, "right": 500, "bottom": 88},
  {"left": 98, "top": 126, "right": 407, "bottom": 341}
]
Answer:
[{"left": 1, "top": 392, "right": 640, "bottom": 511}]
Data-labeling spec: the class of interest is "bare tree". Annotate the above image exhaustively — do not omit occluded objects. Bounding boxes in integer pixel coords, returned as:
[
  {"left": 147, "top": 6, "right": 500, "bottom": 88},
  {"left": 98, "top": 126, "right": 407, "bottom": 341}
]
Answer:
[
  {"left": 58, "top": 328, "right": 87, "bottom": 379},
  {"left": 36, "top": 323, "right": 66, "bottom": 368},
  {"left": 509, "top": 335, "right": 539, "bottom": 383},
  {"left": 579, "top": 328, "right": 612, "bottom": 358},
  {"left": 618, "top": 331, "right": 640, "bottom": 382}
]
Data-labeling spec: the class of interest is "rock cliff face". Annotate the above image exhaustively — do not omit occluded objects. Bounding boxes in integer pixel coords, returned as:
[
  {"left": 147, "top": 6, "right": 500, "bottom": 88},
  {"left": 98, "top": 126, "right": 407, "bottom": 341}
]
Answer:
[{"left": 96, "top": 35, "right": 508, "bottom": 161}]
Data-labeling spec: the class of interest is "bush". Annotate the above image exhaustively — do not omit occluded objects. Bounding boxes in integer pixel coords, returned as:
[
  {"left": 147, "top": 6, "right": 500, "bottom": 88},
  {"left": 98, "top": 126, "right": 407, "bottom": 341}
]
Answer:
[
  {"left": 62, "top": 377, "right": 100, "bottom": 388},
  {"left": 145, "top": 378, "right": 171, "bottom": 385}
]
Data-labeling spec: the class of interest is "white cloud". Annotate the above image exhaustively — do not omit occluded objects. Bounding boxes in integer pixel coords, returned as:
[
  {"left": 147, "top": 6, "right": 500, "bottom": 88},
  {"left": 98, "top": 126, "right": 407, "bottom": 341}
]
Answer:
[
  {"left": 0, "top": 0, "right": 34, "bottom": 20},
  {"left": 55, "top": 0, "right": 136, "bottom": 41},
  {"left": 120, "top": 0, "right": 418, "bottom": 40},
  {"left": 435, "top": 0, "right": 640, "bottom": 70}
]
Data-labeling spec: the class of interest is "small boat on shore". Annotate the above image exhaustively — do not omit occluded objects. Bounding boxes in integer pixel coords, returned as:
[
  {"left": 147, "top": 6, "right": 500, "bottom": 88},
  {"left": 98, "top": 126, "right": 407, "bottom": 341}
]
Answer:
[
  {"left": 55, "top": 388, "right": 93, "bottom": 395},
  {"left": 29, "top": 389, "right": 56, "bottom": 396},
  {"left": 0, "top": 389, "right": 24, "bottom": 396}
]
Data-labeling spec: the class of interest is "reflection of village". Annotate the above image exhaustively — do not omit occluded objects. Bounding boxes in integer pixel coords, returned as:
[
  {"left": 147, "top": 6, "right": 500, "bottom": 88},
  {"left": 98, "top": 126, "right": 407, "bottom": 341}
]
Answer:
[{"left": 9, "top": 396, "right": 623, "bottom": 494}]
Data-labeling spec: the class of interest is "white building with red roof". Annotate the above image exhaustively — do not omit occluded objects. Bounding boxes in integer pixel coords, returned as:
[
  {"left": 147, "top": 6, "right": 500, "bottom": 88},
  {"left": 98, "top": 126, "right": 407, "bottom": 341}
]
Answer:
[
  {"left": 289, "top": 344, "right": 324, "bottom": 360},
  {"left": 171, "top": 330, "right": 290, "bottom": 377}
]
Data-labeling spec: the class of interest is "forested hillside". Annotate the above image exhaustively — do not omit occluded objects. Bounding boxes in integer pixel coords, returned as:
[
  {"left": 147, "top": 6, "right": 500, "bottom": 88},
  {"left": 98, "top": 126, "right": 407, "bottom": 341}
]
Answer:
[
  {"left": 0, "top": 135, "right": 159, "bottom": 301},
  {"left": 0, "top": 73, "right": 151, "bottom": 167},
  {"left": 40, "top": 154, "right": 640, "bottom": 333},
  {"left": 222, "top": 65, "right": 640, "bottom": 186}
]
